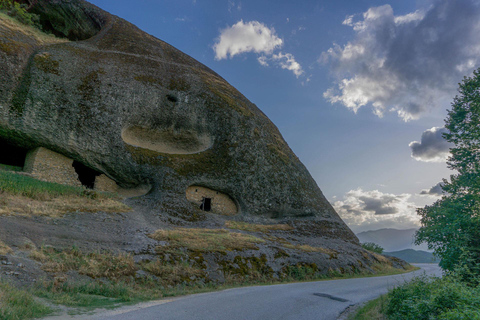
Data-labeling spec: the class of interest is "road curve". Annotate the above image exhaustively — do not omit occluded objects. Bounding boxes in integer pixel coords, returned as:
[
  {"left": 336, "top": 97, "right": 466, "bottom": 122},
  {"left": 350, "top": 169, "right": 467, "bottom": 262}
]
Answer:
[{"left": 44, "top": 264, "right": 442, "bottom": 320}]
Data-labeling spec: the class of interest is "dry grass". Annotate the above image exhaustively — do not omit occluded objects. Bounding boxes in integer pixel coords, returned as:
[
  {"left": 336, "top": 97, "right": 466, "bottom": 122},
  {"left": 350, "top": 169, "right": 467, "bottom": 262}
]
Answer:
[
  {"left": 0, "top": 240, "right": 13, "bottom": 255},
  {"left": 30, "top": 247, "right": 137, "bottom": 280},
  {"left": 283, "top": 243, "right": 338, "bottom": 255},
  {"left": 225, "top": 221, "right": 293, "bottom": 233},
  {"left": 149, "top": 228, "right": 264, "bottom": 252},
  {"left": 0, "top": 12, "right": 67, "bottom": 45},
  {"left": 141, "top": 260, "right": 204, "bottom": 286},
  {"left": 0, "top": 193, "right": 131, "bottom": 217}
]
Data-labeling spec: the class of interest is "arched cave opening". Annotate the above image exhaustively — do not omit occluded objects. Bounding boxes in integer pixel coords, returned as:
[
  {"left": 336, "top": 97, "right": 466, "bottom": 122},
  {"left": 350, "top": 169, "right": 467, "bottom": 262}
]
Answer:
[
  {"left": 72, "top": 161, "right": 101, "bottom": 189},
  {"left": 0, "top": 140, "right": 28, "bottom": 169}
]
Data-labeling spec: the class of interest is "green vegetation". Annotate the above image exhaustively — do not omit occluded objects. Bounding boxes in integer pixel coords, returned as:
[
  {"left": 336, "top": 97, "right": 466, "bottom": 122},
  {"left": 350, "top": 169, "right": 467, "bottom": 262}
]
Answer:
[
  {"left": 349, "top": 295, "right": 386, "bottom": 320},
  {"left": 352, "top": 68, "right": 480, "bottom": 320},
  {"left": 0, "top": 170, "right": 84, "bottom": 198},
  {"left": 386, "top": 274, "right": 480, "bottom": 320},
  {"left": 0, "top": 0, "right": 40, "bottom": 28},
  {"left": 0, "top": 281, "right": 52, "bottom": 320},
  {"left": 362, "top": 242, "right": 384, "bottom": 254},
  {"left": 0, "top": 171, "right": 131, "bottom": 217},
  {"left": 416, "top": 68, "right": 480, "bottom": 280}
]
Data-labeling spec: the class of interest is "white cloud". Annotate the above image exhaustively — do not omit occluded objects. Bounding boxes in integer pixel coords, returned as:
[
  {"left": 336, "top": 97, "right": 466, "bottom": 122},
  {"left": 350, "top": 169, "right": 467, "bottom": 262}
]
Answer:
[
  {"left": 409, "top": 127, "right": 452, "bottom": 162},
  {"left": 322, "top": 0, "right": 480, "bottom": 121},
  {"left": 213, "top": 20, "right": 305, "bottom": 78},
  {"left": 334, "top": 188, "right": 419, "bottom": 232},
  {"left": 213, "top": 20, "right": 283, "bottom": 60},
  {"left": 257, "top": 56, "right": 269, "bottom": 66},
  {"left": 272, "top": 52, "right": 304, "bottom": 77}
]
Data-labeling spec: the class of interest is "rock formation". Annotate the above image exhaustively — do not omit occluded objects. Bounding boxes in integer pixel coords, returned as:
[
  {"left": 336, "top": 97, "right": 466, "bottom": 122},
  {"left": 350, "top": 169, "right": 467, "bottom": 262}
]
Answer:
[{"left": 0, "top": 0, "right": 355, "bottom": 240}]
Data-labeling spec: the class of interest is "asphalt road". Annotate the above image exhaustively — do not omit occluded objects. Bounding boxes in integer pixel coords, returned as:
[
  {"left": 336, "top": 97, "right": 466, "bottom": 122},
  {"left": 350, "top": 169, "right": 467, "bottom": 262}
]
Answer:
[{"left": 43, "top": 264, "right": 441, "bottom": 320}]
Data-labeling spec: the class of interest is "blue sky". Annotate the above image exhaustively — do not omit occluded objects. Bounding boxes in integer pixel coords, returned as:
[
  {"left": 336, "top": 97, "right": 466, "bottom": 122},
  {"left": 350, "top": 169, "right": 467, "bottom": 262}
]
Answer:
[{"left": 88, "top": 0, "right": 480, "bottom": 232}]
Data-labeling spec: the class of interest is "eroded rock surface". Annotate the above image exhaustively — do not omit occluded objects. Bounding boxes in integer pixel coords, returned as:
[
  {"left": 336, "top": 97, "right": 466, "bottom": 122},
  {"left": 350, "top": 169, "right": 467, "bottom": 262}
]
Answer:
[{"left": 0, "top": 0, "right": 356, "bottom": 243}]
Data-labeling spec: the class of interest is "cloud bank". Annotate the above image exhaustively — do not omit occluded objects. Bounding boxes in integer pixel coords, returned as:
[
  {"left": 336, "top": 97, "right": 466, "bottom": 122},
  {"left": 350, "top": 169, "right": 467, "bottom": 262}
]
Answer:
[
  {"left": 322, "top": 0, "right": 480, "bottom": 120},
  {"left": 334, "top": 189, "right": 419, "bottom": 232},
  {"left": 214, "top": 20, "right": 303, "bottom": 77},
  {"left": 409, "top": 127, "right": 452, "bottom": 162}
]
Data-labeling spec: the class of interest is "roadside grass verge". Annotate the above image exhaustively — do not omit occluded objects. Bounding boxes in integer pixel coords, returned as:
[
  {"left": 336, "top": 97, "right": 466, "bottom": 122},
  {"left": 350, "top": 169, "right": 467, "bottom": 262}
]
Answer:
[
  {"left": 149, "top": 228, "right": 265, "bottom": 252},
  {"left": 348, "top": 295, "right": 386, "bottom": 320},
  {"left": 0, "top": 171, "right": 131, "bottom": 217},
  {"left": 0, "top": 281, "right": 53, "bottom": 320},
  {"left": 0, "top": 245, "right": 418, "bottom": 319},
  {"left": 29, "top": 246, "right": 137, "bottom": 280}
]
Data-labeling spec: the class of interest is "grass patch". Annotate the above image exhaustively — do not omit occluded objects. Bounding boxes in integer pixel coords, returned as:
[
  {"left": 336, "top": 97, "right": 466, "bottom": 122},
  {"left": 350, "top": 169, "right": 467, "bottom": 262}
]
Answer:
[
  {"left": 33, "top": 280, "right": 143, "bottom": 308},
  {"left": 225, "top": 221, "right": 293, "bottom": 232},
  {"left": 349, "top": 295, "right": 387, "bottom": 320},
  {"left": 140, "top": 260, "right": 205, "bottom": 286},
  {"left": 30, "top": 247, "right": 137, "bottom": 280},
  {"left": 0, "top": 170, "right": 85, "bottom": 198},
  {"left": 0, "top": 164, "right": 22, "bottom": 172},
  {"left": 0, "top": 281, "right": 52, "bottom": 320},
  {"left": 149, "top": 228, "right": 265, "bottom": 252},
  {"left": 283, "top": 243, "right": 338, "bottom": 255},
  {"left": 0, "top": 171, "right": 131, "bottom": 217},
  {"left": 0, "top": 240, "right": 13, "bottom": 255}
]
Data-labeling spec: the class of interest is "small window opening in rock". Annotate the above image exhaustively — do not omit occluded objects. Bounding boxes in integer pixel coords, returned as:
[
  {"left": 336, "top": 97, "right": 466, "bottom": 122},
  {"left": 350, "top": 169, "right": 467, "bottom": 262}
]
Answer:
[
  {"left": 166, "top": 94, "right": 178, "bottom": 103},
  {"left": 0, "top": 140, "right": 28, "bottom": 169},
  {"left": 200, "top": 198, "right": 212, "bottom": 211},
  {"left": 72, "top": 161, "right": 101, "bottom": 189}
]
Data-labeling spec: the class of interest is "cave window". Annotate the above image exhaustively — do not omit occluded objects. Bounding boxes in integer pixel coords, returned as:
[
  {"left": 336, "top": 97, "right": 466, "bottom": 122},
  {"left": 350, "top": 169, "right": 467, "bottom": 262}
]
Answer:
[
  {"left": 0, "top": 140, "right": 28, "bottom": 169},
  {"left": 200, "top": 198, "right": 212, "bottom": 212},
  {"left": 72, "top": 161, "right": 101, "bottom": 189}
]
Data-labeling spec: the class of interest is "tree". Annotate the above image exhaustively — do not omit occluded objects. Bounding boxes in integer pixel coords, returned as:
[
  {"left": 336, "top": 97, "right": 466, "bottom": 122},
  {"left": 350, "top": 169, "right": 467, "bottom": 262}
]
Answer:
[
  {"left": 415, "top": 69, "right": 480, "bottom": 278},
  {"left": 361, "top": 242, "right": 384, "bottom": 254}
]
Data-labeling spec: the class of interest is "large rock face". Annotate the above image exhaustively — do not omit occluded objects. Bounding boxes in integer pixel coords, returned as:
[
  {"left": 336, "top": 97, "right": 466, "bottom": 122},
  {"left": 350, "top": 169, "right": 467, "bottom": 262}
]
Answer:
[{"left": 0, "top": 0, "right": 354, "bottom": 239}]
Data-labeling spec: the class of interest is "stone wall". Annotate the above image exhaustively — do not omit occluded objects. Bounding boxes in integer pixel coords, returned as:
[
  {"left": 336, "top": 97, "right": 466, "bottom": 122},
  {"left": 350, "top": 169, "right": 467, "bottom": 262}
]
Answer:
[
  {"left": 186, "top": 186, "right": 238, "bottom": 216},
  {"left": 24, "top": 147, "right": 82, "bottom": 187}
]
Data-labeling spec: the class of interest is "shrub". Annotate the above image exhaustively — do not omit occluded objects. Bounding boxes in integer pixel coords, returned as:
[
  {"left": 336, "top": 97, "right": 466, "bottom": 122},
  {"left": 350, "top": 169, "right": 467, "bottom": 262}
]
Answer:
[
  {"left": 362, "top": 242, "right": 384, "bottom": 254},
  {"left": 0, "top": 0, "right": 40, "bottom": 27},
  {"left": 385, "top": 275, "right": 480, "bottom": 320}
]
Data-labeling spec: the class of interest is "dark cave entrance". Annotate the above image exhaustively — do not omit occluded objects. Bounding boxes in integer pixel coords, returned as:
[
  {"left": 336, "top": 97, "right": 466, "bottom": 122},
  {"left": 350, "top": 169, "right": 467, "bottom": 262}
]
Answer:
[
  {"left": 72, "top": 161, "right": 101, "bottom": 189},
  {"left": 0, "top": 140, "right": 28, "bottom": 169},
  {"left": 200, "top": 197, "right": 212, "bottom": 212}
]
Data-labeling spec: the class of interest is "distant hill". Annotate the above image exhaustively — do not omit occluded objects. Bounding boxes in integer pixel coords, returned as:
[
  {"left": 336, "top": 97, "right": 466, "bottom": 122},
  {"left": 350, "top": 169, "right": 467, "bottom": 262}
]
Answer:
[
  {"left": 384, "top": 249, "right": 439, "bottom": 263},
  {"left": 356, "top": 228, "right": 431, "bottom": 252}
]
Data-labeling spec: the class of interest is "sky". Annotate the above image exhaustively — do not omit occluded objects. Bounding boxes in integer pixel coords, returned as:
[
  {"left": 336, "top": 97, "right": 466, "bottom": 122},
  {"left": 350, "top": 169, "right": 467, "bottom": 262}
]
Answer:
[{"left": 88, "top": 0, "right": 480, "bottom": 233}]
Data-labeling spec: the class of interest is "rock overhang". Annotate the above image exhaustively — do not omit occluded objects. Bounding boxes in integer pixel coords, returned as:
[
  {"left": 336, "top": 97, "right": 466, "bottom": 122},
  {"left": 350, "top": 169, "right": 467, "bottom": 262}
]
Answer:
[{"left": 0, "top": 0, "right": 356, "bottom": 241}]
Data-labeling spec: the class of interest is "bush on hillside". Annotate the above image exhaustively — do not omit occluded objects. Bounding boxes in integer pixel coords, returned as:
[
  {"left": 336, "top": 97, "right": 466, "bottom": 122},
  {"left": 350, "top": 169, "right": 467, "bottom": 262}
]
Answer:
[
  {"left": 361, "top": 242, "right": 384, "bottom": 254},
  {"left": 0, "top": 0, "right": 40, "bottom": 27}
]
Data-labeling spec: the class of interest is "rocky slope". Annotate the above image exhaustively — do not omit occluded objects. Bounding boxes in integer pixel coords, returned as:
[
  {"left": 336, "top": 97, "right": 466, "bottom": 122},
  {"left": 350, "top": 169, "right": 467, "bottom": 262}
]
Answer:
[{"left": 0, "top": 1, "right": 409, "bottom": 292}]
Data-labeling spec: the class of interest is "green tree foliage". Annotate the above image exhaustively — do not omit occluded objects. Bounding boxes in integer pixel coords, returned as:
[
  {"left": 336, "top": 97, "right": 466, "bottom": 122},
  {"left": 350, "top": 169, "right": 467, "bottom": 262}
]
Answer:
[
  {"left": 416, "top": 69, "right": 480, "bottom": 278},
  {"left": 361, "top": 242, "right": 384, "bottom": 254},
  {"left": 0, "top": 0, "right": 40, "bottom": 27}
]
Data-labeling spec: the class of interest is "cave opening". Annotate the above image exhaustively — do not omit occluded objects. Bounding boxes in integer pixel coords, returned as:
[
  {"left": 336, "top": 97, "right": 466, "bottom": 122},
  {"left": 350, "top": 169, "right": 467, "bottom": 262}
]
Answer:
[
  {"left": 200, "top": 197, "right": 212, "bottom": 212},
  {"left": 0, "top": 140, "right": 28, "bottom": 170},
  {"left": 72, "top": 161, "right": 101, "bottom": 189}
]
